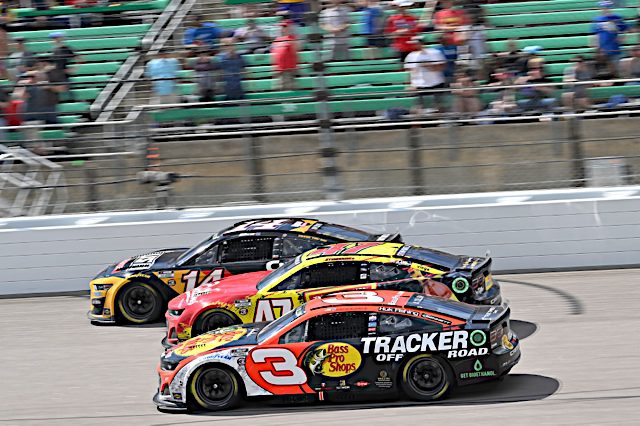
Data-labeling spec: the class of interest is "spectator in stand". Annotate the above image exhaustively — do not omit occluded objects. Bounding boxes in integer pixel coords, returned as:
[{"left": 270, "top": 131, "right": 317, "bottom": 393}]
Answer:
[
  {"left": 183, "top": 15, "right": 226, "bottom": 49},
  {"left": 594, "top": 47, "right": 616, "bottom": 84},
  {"left": 436, "top": 34, "right": 458, "bottom": 84},
  {"left": 467, "top": 14, "right": 488, "bottom": 79},
  {"left": 620, "top": 45, "right": 640, "bottom": 79},
  {"left": 145, "top": 49, "right": 181, "bottom": 104},
  {"left": 23, "top": 57, "right": 67, "bottom": 144},
  {"left": 562, "top": 55, "right": 594, "bottom": 111},
  {"left": 234, "top": 18, "right": 270, "bottom": 54},
  {"left": 434, "top": 0, "right": 470, "bottom": 47},
  {"left": 218, "top": 38, "right": 247, "bottom": 101},
  {"left": 499, "top": 39, "right": 521, "bottom": 73},
  {"left": 361, "top": 0, "right": 387, "bottom": 59},
  {"left": 405, "top": 36, "right": 446, "bottom": 113},
  {"left": 385, "top": 0, "right": 420, "bottom": 62},
  {"left": 591, "top": 0, "right": 627, "bottom": 75},
  {"left": 7, "top": 37, "right": 36, "bottom": 80},
  {"left": 514, "top": 66, "right": 557, "bottom": 113},
  {"left": 320, "top": 0, "right": 351, "bottom": 61},
  {"left": 515, "top": 45, "right": 543, "bottom": 76},
  {"left": 271, "top": 20, "right": 298, "bottom": 91},
  {"left": 276, "top": 0, "right": 308, "bottom": 27},
  {"left": 193, "top": 48, "right": 218, "bottom": 102},
  {"left": 451, "top": 68, "right": 482, "bottom": 116},
  {"left": 50, "top": 32, "right": 80, "bottom": 98},
  {"left": 65, "top": 0, "right": 99, "bottom": 28},
  {"left": 484, "top": 68, "right": 518, "bottom": 116},
  {"left": 0, "top": 84, "right": 8, "bottom": 141}
]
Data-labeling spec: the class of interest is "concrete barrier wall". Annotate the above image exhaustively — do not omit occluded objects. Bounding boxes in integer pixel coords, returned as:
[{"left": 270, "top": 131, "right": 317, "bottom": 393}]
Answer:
[{"left": 2, "top": 186, "right": 639, "bottom": 296}]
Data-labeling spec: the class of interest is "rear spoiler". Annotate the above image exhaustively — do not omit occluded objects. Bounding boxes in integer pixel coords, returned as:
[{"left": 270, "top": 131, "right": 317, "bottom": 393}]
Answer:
[
  {"left": 469, "top": 303, "right": 510, "bottom": 326},
  {"left": 375, "top": 233, "right": 403, "bottom": 242}
]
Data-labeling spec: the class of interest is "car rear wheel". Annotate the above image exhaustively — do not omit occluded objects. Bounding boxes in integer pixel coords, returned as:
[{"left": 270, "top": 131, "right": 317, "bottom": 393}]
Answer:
[
  {"left": 401, "top": 355, "right": 453, "bottom": 401},
  {"left": 189, "top": 365, "right": 242, "bottom": 411},
  {"left": 116, "top": 282, "right": 163, "bottom": 324},
  {"left": 193, "top": 309, "right": 239, "bottom": 336}
]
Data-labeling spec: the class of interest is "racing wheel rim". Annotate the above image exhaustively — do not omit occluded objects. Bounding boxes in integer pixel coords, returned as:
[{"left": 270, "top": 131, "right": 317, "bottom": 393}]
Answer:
[
  {"left": 121, "top": 285, "right": 157, "bottom": 321},
  {"left": 407, "top": 357, "right": 447, "bottom": 396},
  {"left": 197, "top": 311, "right": 237, "bottom": 335},
  {"left": 194, "top": 368, "right": 235, "bottom": 406}
]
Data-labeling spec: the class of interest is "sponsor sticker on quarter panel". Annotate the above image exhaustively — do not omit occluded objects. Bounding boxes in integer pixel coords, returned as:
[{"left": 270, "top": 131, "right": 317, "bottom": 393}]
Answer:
[{"left": 173, "top": 327, "right": 247, "bottom": 357}]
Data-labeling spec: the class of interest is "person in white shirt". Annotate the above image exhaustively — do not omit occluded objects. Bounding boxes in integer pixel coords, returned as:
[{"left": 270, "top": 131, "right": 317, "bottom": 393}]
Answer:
[{"left": 404, "top": 36, "right": 446, "bottom": 113}]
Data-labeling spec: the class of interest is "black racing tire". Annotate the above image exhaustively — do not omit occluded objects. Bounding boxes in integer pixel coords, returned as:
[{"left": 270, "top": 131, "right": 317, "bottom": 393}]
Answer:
[
  {"left": 116, "top": 282, "right": 163, "bottom": 324},
  {"left": 193, "top": 309, "right": 240, "bottom": 336},
  {"left": 188, "top": 364, "right": 243, "bottom": 411},
  {"left": 400, "top": 354, "right": 454, "bottom": 401}
]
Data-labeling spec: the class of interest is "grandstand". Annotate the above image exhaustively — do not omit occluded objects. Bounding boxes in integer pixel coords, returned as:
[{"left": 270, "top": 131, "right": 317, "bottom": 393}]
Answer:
[{"left": 0, "top": 0, "right": 639, "bottom": 216}]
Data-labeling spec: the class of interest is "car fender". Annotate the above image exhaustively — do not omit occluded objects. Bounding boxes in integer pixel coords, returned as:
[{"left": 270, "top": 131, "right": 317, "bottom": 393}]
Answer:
[
  {"left": 107, "top": 273, "right": 178, "bottom": 313},
  {"left": 171, "top": 346, "right": 271, "bottom": 401}
]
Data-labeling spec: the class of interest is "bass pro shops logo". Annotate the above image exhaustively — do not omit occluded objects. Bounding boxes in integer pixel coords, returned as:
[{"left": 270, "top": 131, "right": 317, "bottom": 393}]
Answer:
[
  {"left": 361, "top": 330, "right": 488, "bottom": 361},
  {"left": 305, "top": 342, "right": 362, "bottom": 377}
]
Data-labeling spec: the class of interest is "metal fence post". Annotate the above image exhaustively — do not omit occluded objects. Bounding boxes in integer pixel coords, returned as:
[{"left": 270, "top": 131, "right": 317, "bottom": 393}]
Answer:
[
  {"left": 245, "top": 135, "right": 265, "bottom": 202},
  {"left": 407, "top": 126, "right": 424, "bottom": 195},
  {"left": 568, "top": 117, "right": 585, "bottom": 187}
]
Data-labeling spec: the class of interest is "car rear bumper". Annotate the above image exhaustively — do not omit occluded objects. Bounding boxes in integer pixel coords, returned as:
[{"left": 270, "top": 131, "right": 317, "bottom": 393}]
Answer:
[
  {"left": 153, "top": 391, "right": 188, "bottom": 412},
  {"left": 474, "top": 280, "right": 502, "bottom": 305}
]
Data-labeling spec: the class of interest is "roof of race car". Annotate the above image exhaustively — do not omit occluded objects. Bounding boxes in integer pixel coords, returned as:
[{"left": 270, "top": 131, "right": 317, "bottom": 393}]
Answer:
[
  {"left": 300, "top": 241, "right": 463, "bottom": 270},
  {"left": 304, "top": 290, "right": 470, "bottom": 323},
  {"left": 220, "top": 218, "right": 378, "bottom": 241}
]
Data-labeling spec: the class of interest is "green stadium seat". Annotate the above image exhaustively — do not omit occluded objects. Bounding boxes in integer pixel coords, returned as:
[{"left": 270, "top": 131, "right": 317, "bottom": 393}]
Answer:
[
  {"left": 12, "top": 0, "right": 169, "bottom": 18},
  {"left": 11, "top": 24, "right": 151, "bottom": 41},
  {"left": 70, "top": 62, "right": 122, "bottom": 75},
  {"left": 26, "top": 37, "right": 140, "bottom": 53},
  {"left": 57, "top": 102, "right": 89, "bottom": 114},
  {"left": 483, "top": 0, "right": 639, "bottom": 15},
  {"left": 589, "top": 85, "right": 640, "bottom": 101},
  {"left": 486, "top": 8, "right": 637, "bottom": 26}
]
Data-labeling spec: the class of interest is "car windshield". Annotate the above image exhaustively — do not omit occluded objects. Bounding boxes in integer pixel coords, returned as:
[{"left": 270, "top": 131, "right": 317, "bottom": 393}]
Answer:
[
  {"left": 176, "top": 235, "right": 216, "bottom": 264},
  {"left": 256, "top": 256, "right": 299, "bottom": 290},
  {"left": 315, "top": 224, "right": 373, "bottom": 242},
  {"left": 257, "top": 305, "right": 305, "bottom": 343}
]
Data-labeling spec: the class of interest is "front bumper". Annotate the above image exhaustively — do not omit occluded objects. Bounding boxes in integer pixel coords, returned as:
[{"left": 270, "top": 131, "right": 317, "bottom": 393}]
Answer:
[
  {"left": 153, "top": 391, "right": 188, "bottom": 412},
  {"left": 87, "top": 311, "right": 116, "bottom": 324}
]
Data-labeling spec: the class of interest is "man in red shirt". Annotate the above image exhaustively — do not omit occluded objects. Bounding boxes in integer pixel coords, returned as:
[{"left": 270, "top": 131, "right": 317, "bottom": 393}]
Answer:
[
  {"left": 434, "top": 0, "right": 470, "bottom": 46},
  {"left": 385, "top": 0, "right": 421, "bottom": 62},
  {"left": 271, "top": 20, "right": 298, "bottom": 91}
]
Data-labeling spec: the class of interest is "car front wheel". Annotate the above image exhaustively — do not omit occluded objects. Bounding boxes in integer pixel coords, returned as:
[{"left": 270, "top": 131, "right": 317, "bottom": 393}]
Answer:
[
  {"left": 189, "top": 365, "right": 242, "bottom": 411},
  {"left": 193, "top": 309, "right": 239, "bottom": 336},
  {"left": 116, "top": 282, "right": 163, "bottom": 324}
]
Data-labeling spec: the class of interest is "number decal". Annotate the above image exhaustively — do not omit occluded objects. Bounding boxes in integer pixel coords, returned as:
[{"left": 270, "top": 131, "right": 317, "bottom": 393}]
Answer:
[
  {"left": 249, "top": 348, "right": 307, "bottom": 385},
  {"left": 306, "top": 242, "right": 383, "bottom": 258},
  {"left": 254, "top": 299, "right": 293, "bottom": 322},
  {"left": 181, "top": 269, "right": 224, "bottom": 292},
  {"left": 322, "top": 291, "right": 384, "bottom": 304}
]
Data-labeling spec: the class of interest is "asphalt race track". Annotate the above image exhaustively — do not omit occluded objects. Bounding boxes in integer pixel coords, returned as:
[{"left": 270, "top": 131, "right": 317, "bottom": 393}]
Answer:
[{"left": 2, "top": 269, "right": 639, "bottom": 426}]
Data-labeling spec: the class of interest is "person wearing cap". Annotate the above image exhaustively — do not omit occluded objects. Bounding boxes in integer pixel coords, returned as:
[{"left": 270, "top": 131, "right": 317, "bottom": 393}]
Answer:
[
  {"left": 404, "top": 35, "right": 447, "bottom": 113},
  {"left": 385, "top": 0, "right": 421, "bottom": 62},
  {"left": 271, "top": 20, "right": 299, "bottom": 91},
  {"left": 434, "top": 0, "right": 470, "bottom": 47},
  {"left": 320, "top": 0, "right": 352, "bottom": 61},
  {"left": 183, "top": 15, "right": 226, "bottom": 48},
  {"left": 591, "top": 0, "right": 628, "bottom": 74},
  {"left": 145, "top": 49, "right": 181, "bottom": 105}
]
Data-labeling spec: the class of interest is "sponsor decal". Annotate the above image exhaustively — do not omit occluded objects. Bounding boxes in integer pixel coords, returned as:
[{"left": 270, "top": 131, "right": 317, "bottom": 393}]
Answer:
[
  {"left": 173, "top": 327, "right": 247, "bottom": 357},
  {"left": 128, "top": 251, "right": 168, "bottom": 270},
  {"left": 502, "top": 334, "right": 514, "bottom": 350},
  {"left": 234, "top": 299, "right": 251, "bottom": 308},
  {"left": 172, "top": 393, "right": 182, "bottom": 400},
  {"left": 167, "top": 279, "right": 176, "bottom": 286},
  {"left": 113, "top": 258, "right": 130, "bottom": 272},
  {"left": 459, "top": 360, "right": 496, "bottom": 379},
  {"left": 354, "top": 380, "right": 370, "bottom": 388},
  {"left": 238, "top": 308, "right": 248, "bottom": 316},
  {"left": 158, "top": 271, "right": 173, "bottom": 279},
  {"left": 305, "top": 343, "right": 362, "bottom": 378},
  {"left": 396, "top": 245, "right": 410, "bottom": 257},
  {"left": 375, "top": 370, "right": 392, "bottom": 389},
  {"left": 128, "top": 273, "right": 151, "bottom": 280},
  {"left": 336, "top": 380, "right": 350, "bottom": 391},
  {"left": 452, "top": 277, "right": 470, "bottom": 294},
  {"left": 361, "top": 330, "right": 488, "bottom": 360}
]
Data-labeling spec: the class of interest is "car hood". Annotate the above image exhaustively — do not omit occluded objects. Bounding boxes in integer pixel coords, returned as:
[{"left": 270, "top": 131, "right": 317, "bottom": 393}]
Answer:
[
  {"left": 162, "top": 322, "right": 267, "bottom": 361},
  {"left": 96, "top": 249, "right": 189, "bottom": 277},
  {"left": 169, "top": 270, "right": 272, "bottom": 309}
]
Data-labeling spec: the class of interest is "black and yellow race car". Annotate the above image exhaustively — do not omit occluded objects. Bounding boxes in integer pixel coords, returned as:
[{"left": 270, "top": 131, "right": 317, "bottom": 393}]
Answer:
[{"left": 88, "top": 218, "right": 401, "bottom": 324}]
